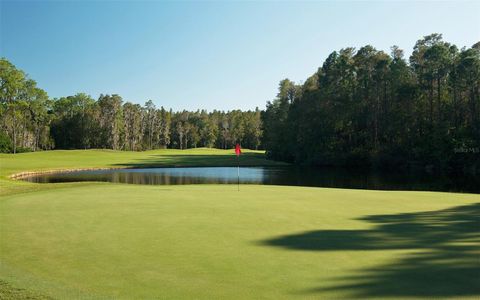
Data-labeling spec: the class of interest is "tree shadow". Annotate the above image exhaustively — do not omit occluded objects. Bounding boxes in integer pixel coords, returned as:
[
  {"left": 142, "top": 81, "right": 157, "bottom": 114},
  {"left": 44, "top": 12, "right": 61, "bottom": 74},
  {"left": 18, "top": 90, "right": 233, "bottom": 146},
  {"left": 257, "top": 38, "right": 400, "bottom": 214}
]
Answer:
[
  {"left": 111, "top": 153, "right": 283, "bottom": 168},
  {"left": 260, "top": 203, "right": 480, "bottom": 297}
]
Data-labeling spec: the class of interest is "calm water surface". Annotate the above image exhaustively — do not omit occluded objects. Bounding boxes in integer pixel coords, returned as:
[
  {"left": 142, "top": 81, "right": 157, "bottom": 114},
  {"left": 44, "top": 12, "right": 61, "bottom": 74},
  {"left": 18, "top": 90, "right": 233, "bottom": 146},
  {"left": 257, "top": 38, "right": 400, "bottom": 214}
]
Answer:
[{"left": 23, "top": 166, "right": 480, "bottom": 193}]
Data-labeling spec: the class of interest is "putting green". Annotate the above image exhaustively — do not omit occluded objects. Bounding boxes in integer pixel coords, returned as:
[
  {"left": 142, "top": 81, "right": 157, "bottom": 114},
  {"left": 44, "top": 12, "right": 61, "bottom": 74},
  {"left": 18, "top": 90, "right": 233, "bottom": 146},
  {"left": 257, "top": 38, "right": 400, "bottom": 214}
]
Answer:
[{"left": 0, "top": 150, "right": 479, "bottom": 299}]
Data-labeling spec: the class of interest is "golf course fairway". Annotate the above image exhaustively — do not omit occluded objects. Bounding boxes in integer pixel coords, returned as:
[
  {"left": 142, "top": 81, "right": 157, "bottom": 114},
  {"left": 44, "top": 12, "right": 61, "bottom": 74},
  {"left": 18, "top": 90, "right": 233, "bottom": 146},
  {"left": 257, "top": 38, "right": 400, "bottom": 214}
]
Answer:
[{"left": 0, "top": 149, "right": 479, "bottom": 299}]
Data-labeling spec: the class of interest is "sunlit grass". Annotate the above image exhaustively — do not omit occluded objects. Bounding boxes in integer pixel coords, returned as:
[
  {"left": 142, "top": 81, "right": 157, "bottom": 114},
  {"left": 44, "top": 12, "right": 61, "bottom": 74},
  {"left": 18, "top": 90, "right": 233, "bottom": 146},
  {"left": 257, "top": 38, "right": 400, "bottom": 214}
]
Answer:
[
  {"left": 0, "top": 149, "right": 478, "bottom": 299},
  {"left": 0, "top": 148, "right": 283, "bottom": 196}
]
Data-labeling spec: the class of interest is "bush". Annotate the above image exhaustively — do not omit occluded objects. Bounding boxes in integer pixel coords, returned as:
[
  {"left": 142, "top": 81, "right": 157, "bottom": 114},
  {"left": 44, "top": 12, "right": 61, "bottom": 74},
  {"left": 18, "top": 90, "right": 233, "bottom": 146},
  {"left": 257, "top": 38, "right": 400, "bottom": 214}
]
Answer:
[
  {"left": 15, "top": 147, "right": 33, "bottom": 153},
  {"left": 0, "top": 132, "right": 12, "bottom": 153}
]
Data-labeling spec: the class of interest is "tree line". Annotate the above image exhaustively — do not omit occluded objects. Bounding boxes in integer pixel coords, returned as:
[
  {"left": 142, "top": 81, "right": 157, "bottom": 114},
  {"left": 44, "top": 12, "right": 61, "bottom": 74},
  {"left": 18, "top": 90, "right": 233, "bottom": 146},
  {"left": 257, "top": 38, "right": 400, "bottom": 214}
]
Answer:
[
  {"left": 0, "top": 59, "right": 262, "bottom": 153},
  {"left": 262, "top": 34, "right": 480, "bottom": 172},
  {"left": 2, "top": 33, "right": 479, "bottom": 173}
]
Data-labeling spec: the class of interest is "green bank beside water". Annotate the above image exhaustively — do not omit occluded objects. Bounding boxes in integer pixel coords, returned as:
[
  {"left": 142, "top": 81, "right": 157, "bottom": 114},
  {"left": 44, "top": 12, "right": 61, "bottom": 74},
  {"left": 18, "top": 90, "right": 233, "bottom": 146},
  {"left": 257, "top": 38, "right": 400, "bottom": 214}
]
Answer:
[
  {"left": 0, "top": 148, "right": 281, "bottom": 196},
  {"left": 0, "top": 149, "right": 478, "bottom": 299}
]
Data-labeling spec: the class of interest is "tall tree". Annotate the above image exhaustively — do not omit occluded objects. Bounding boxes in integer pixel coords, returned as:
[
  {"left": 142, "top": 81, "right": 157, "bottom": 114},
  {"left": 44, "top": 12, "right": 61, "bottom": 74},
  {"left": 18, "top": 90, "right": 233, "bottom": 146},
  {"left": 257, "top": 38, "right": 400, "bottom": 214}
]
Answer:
[
  {"left": 123, "top": 102, "right": 143, "bottom": 151},
  {"left": 0, "top": 58, "right": 27, "bottom": 153},
  {"left": 97, "top": 94, "right": 123, "bottom": 150}
]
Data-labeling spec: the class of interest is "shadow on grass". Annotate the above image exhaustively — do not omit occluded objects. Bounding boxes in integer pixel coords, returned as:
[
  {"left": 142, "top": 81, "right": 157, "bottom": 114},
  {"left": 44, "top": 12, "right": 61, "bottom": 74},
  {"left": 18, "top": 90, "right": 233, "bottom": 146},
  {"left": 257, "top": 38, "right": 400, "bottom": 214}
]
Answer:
[
  {"left": 260, "top": 203, "right": 480, "bottom": 298},
  {"left": 112, "top": 153, "right": 284, "bottom": 168}
]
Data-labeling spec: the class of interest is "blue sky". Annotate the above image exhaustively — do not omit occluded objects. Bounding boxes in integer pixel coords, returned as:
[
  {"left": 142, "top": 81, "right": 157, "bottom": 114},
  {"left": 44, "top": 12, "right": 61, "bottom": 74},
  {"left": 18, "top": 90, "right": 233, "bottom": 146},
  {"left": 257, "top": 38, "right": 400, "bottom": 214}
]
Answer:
[{"left": 1, "top": 1, "right": 479, "bottom": 111}]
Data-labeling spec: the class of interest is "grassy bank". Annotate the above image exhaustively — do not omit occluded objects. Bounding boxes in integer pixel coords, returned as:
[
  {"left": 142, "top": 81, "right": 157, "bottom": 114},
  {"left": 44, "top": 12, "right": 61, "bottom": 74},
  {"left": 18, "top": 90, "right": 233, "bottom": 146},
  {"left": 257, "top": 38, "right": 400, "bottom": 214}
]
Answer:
[
  {"left": 0, "top": 149, "right": 478, "bottom": 299},
  {"left": 0, "top": 148, "right": 282, "bottom": 196}
]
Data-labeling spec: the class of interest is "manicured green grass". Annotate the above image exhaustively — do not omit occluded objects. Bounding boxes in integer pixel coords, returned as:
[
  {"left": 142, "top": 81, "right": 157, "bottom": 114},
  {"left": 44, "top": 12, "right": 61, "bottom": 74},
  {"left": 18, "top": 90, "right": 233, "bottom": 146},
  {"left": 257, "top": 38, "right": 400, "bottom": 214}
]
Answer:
[
  {"left": 0, "top": 149, "right": 479, "bottom": 299},
  {"left": 0, "top": 148, "right": 283, "bottom": 196}
]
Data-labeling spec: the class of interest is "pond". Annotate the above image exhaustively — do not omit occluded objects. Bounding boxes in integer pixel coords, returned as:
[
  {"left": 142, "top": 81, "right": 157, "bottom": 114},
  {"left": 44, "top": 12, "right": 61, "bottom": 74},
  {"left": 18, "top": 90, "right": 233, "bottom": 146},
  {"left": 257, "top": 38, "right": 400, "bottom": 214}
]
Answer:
[{"left": 22, "top": 166, "right": 480, "bottom": 193}]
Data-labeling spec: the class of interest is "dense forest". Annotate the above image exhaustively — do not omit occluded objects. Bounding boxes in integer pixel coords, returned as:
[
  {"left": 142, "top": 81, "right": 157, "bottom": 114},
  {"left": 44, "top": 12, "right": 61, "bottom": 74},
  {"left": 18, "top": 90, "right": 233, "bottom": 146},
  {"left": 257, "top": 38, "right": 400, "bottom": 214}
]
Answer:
[
  {"left": 1, "top": 33, "right": 479, "bottom": 172},
  {"left": 0, "top": 60, "right": 262, "bottom": 152},
  {"left": 263, "top": 34, "right": 480, "bottom": 172}
]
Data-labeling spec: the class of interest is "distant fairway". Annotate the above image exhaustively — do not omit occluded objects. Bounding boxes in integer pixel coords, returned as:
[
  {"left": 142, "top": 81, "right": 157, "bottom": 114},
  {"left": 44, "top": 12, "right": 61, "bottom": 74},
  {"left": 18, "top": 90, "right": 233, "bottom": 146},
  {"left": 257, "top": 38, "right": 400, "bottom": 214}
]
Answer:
[{"left": 0, "top": 150, "right": 479, "bottom": 299}]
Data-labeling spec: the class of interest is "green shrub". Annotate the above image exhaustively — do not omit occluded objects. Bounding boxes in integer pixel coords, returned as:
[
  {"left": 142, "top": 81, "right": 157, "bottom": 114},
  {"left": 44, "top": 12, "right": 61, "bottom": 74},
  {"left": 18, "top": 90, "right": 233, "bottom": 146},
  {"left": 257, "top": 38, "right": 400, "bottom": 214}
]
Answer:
[
  {"left": 0, "top": 132, "right": 12, "bottom": 153},
  {"left": 15, "top": 147, "right": 33, "bottom": 153}
]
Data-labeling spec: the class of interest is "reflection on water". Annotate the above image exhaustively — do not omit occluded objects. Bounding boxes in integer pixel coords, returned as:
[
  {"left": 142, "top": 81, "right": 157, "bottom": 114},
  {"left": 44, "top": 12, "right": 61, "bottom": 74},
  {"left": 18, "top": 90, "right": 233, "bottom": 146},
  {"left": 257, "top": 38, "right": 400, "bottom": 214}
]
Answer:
[{"left": 23, "top": 167, "right": 480, "bottom": 193}]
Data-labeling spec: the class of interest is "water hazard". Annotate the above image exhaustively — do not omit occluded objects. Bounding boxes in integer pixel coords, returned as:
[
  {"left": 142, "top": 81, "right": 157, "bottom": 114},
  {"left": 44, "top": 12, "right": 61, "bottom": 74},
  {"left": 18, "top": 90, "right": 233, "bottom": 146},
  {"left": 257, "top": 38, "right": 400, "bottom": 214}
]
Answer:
[{"left": 22, "top": 166, "right": 479, "bottom": 193}]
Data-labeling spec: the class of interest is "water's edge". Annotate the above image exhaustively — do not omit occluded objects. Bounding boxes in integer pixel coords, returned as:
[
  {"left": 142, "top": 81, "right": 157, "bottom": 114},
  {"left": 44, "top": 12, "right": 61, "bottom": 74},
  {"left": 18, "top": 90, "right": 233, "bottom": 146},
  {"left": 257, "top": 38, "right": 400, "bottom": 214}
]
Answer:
[{"left": 10, "top": 167, "right": 125, "bottom": 180}]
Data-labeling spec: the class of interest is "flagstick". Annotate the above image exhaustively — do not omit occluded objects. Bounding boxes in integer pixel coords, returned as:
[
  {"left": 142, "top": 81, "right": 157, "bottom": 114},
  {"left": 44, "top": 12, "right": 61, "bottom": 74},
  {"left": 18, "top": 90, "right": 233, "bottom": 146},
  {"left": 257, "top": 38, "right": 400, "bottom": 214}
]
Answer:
[{"left": 237, "top": 155, "right": 240, "bottom": 191}]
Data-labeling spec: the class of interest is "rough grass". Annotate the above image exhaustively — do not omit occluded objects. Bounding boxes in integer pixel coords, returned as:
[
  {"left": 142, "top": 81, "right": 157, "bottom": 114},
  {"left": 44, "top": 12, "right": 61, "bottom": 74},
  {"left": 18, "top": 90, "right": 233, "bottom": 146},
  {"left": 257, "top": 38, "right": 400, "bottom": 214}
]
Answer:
[{"left": 0, "top": 149, "right": 478, "bottom": 299}]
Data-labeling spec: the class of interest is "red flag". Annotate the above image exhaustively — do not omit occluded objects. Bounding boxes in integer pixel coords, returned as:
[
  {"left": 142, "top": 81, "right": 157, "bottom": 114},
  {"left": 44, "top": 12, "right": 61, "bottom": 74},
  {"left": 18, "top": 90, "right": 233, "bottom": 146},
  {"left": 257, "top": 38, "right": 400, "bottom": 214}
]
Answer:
[{"left": 235, "top": 143, "right": 241, "bottom": 156}]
